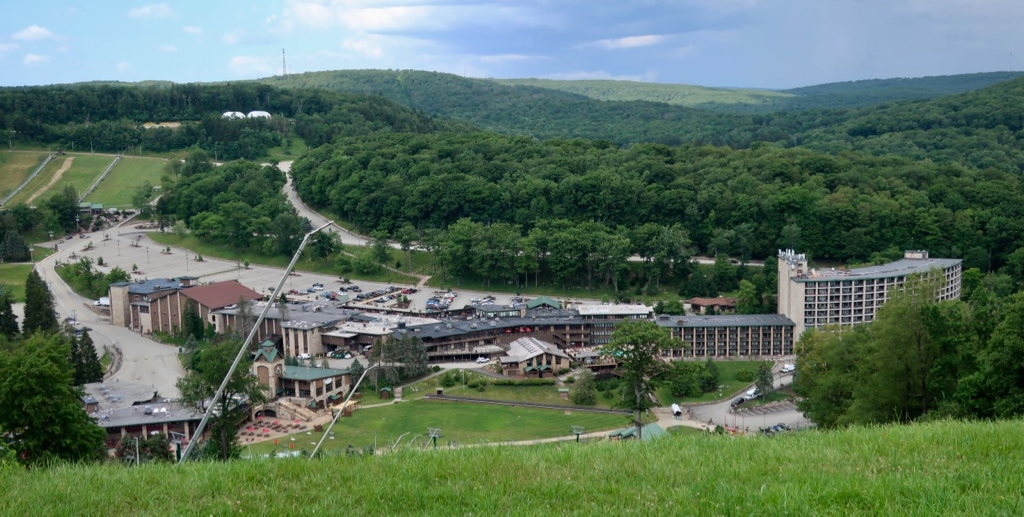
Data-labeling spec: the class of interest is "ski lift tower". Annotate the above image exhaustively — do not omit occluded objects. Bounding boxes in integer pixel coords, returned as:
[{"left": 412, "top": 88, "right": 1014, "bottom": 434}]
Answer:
[
  {"left": 428, "top": 427, "right": 443, "bottom": 448},
  {"left": 572, "top": 426, "right": 585, "bottom": 443}
]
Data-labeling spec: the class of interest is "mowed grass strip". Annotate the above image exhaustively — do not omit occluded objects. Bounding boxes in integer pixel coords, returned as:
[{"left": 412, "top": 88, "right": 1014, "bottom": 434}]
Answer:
[
  {"left": 0, "top": 263, "right": 33, "bottom": 301},
  {"left": 34, "top": 154, "right": 114, "bottom": 203},
  {"left": 4, "top": 420, "right": 1024, "bottom": 514},
  {"left": 86, "top": 156, "right": 167, "bottom": 207},
  {"left": 655, "top": 359, "right": 764, "bottom": 404},
  {"left": 5, "top": 154, "right": 65, "bottom": 206},
  {"left": 0, "top": 152, "right": 47, "bottom": 198},
  {"left": 244, "top": 399, "right": 628, "bottom": 456}
]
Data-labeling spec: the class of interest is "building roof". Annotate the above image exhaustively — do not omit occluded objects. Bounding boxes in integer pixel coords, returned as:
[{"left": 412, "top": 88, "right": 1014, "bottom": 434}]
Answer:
[
  {"left": 793, "top": 257, "right": 962, "bottom": 282},
  {"left": 281, "top": 365, "right": 350, "bottom": 381},
  {"left": 253, "top": 339, "right": 279, "bottom": 363},
  {"left": 527, "top": 296, "right": 561, "bottom": 310},
  {"left": 93, "top": 402, "right": 201, "bottom": 429},
  {"left": 110, "top": 277, "right": 188, "bottom": 296},
  {"left": 609, "top": 423, "right": 667, "bottom": 441},
  {"left": 183, "top": 280, "right": 262, "bottom": 310},
  {"left": 654, "top": 314, "right": 796, "bottom": 329},
  {"left": 575, "top": 304, "right": 654, "bottom": 317},
  {"left": 685, "top": 297, "right": 737, "bottom": 307},
  {"left": 505, "top": 337, "right": 570, "bottom": 362}
]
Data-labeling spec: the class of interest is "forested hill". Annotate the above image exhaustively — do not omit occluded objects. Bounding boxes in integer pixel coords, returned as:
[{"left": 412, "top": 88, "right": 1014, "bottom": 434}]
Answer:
[
  {"left": 796, "top": 76, "right": 1024, "bottom": 172},
  {"left": 483, "top": 72, "right": 1024, "bottom": 113},
  {"left": 0, "top": 82, "right": 439, "bottom": 157},
  {"left": 259, "top": 70, "right": 773, "bottom": 147}
]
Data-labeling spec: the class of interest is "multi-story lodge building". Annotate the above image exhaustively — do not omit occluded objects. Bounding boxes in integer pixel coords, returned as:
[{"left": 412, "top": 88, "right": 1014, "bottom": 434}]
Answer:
[{"left": 777, "top": 249, "right": 963, "bottom": 335}]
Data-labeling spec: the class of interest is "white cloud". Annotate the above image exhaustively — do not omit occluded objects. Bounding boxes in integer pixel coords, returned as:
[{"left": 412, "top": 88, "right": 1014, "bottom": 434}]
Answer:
[
  {"left": 183, "top": 26, "right": 202, "bottom": 36},
  {"left": 0, "top": 43, "right": 18, "bottom": 55},
  {"left": 586, "top": 34, "right": 670, "bottom": 50},
  {"left": 129, "top": 3, "right": 172, "bottom": 19},
  {"left": 12, "top": 25, "right": 56, "bottom": 41},
  {"left": 117, "top": 61, "right": 134, "bottom": 74},
  {"left": 22, "top": 53, "right": 48, "bottom": 65},
  {"left": 158, "top": 44, "right": 177, "bottom": 52},
  {"left": 273, "top": 0, "right": 537, "bottom": 33},
  {"left": 229, "top": 55, "right": 276, "bottom": 77},
  {"left": 544, "top": 70, "right": 655, "bottom": 82},
  {"left": 478, "top": 54, "right": 538, "bottom": 63},
  {"left": 223, "top": 30, "right": 244, "bottom": 45}
]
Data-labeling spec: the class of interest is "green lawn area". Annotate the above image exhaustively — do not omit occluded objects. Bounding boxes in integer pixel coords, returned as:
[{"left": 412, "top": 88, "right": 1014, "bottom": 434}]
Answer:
[
  {"left": 243, "top": 399, "right": 628, "bottom": 457},
  {"left": 85, "top": 156, "right": 168, "bottom": 207},
  {"left": 0, "top": 152, "right": 46, "bottom": 198},
  {"left": 0, "top": 263, "right": 33, "bottom": 302},
  {"left": 665, "top": 425, "right": 707, "bottom": 436},
  {"left": 7, "top": 420, "right": 1024, "bottom": 515},
  {"left": 147, "top": 233, "right": 421, "bottom": 285},
  {"left": 401, "top": 370, "right": 617, "bottom": 409},
  {"left": 6, "top": 154, "right": 64, "bottom": 206},
  {"left": 654, "top": 359, "right": 764, "bottom": 405},
  {"left": 34, "top": 154, "right": 114, "bottom": 204},
  {"left": 267, "top": 135, "right": 308, "bottom": 161}
]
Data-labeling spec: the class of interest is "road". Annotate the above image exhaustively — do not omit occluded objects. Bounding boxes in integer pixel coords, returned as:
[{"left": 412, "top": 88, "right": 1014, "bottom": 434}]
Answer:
[
  {"left": 684, "top": 369, "right": 811, "bottom": 434},
  {"left": 35, "top": 237, "right": 186, "bottom": 399}
]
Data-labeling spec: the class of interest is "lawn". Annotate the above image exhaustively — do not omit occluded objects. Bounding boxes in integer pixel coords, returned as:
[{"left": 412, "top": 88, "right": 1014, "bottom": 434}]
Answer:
[
  {"left": 146, "top": 233, "right": 421, "bottom": 285},
  {"left": 0, "top": 152, "right": 47, "bottom": 199},
  {"left": 33, "top": 154, "right": 114, "bottom": 203},
  {"left": 86, "top": 156, "right": 168, "bottom": 207},
  {"left": 243, "top": 399, "right": 628, "bottom": 457},
  {"left": 402, "top": 369, "right": 617, "bottom": 409},
  {"left": 8, "top": 420, "right": 1024, "bottom": 515},
  {"left": 0, "top": 263, "right": 33, "bottom": 301},
  {"left": 267, "top": 135, "right": 309, "bottom": 161},
  {"left": 654, "top": 359, "right": 764, "bottom": 405},
  {"left": 5, "top": 154, "right": 64, "bottom": 206}
]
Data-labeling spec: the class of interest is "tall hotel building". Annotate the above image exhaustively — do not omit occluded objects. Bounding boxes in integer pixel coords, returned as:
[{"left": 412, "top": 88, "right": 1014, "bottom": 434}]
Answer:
[{"left": 777, "top": 249, "right": 962, "bottom": 336}]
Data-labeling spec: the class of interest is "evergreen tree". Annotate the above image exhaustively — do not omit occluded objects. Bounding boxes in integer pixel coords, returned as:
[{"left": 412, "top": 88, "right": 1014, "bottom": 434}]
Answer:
[
  {"left": 71, "top": 330, "right": 103, "bottom": 385},
  {"left": 0, "top": 287, "right": 19, "bottom": 339},
  {"left": 755, "top": 361, "right": 775, "bottom": 396},
  {"left": 571, "top": 368, "right": 597, "bottom": 405},
  {"left": 348, "top": 358, "right": 365, "bottom": 390},
  {"left": 0, "top": 231, "right": 30, "bottom": 262},
  {"left": 23, "top": 269, "right": 58, "bottom": 334},
  {"left": 701, "top": 357, "right": 720, "bottom": 393},
  {"left": 0, "top": 333, "right": 106, "bottom": 466}
]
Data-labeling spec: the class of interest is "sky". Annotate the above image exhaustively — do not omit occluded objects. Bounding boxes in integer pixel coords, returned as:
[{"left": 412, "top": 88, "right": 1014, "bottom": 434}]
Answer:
[{"left": 2, "top": 0, "right": 1024, "bottom": 89}]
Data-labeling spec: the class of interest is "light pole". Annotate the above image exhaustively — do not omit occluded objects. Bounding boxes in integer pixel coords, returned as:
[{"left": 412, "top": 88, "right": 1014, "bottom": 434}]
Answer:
[
  {"left": 146, "top": 247, "right": 150, "bottom": 264},
  {"left": 76, "top": 215, "right": 80, "bottom": 233},
  {"left": 6, "top": 130, "right": 14, "bottom": 151}
]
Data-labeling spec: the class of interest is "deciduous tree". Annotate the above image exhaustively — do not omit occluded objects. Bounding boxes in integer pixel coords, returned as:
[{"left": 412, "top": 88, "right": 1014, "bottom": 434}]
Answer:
[{"left": 603, "top": 320, "right": 673, "bottom": 439}]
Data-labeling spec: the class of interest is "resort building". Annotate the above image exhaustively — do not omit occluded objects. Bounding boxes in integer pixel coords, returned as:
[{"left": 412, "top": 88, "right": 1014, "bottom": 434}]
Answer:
[
  {"left": 655, "top": 314, "right": 797, "bottom": 357},
  {"left": 777, "top": 249, "right": 963, "bottom": 335}
]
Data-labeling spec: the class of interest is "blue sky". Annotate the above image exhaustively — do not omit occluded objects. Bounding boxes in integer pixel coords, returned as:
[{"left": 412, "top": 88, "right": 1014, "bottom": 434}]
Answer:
[{"left": 2, "top": 1, "right": 1023, "bottom": 89}]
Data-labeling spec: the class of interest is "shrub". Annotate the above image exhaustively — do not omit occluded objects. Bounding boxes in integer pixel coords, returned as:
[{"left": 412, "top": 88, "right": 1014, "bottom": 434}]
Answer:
[
  {"left": 602, "top": 390, "right": 614, "bottom": 400},
  {"left": 557, "top": 367, "right": 571, "bottom": 376},
  {"left": 431, "top": 365, "right": 442, "bottom": 373},
  {"left": 565, "top": 376, "right": 576, "bottom": 384},
  {"left": 490, "top": 378, "right": 556, "bottom": 386},
  {"left": 736, "top": 369, "right": 755, "bottom": 382},
  {"left": 439, "top": 371, "right": 457, "bottom": 388}
]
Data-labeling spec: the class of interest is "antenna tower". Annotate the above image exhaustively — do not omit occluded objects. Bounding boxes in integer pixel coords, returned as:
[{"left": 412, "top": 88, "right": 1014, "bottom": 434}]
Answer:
[{"left": 282, "top": 48, "right": 287, "bottom": 76}]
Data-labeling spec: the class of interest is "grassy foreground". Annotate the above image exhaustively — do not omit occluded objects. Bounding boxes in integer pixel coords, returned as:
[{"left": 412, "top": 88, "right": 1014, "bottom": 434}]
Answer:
[{"left": 3, "top": 420, "right": 1023, "bottom": 514}]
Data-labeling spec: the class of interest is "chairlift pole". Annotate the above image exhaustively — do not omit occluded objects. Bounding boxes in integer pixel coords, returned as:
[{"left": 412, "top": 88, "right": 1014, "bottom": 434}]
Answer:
[
  {"left": 178, "top": 221, "right": 333, "bottom": 464},
  {"left": 309, "top": 364, "right": 379, "bottom": 459}
]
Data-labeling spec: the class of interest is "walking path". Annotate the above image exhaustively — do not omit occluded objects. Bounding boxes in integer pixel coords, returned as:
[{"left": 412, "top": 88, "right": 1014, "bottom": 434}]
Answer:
[{"left": 26, "top": 155, "right": 72, "bottom": 205}]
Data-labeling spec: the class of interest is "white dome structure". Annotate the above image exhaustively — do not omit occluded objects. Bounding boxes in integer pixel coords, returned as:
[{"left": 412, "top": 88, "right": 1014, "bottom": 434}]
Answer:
[
  {"left": 221, "top": 111, "right": 246, "bottom": 119},
  {"left": 247, "top": 110, "right": 272, "bottom": 119}
]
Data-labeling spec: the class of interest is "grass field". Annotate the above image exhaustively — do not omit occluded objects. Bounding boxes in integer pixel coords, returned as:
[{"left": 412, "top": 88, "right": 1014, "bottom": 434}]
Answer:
[
  {"left": 654, "top": 359, "right": 764, "bottom": 405},
  {"left": 85, "top": 156, "right": 168, "bottom": 207},
  {"left": 493, "top": 78, "right": 795, "bottom": 107},
  {"left": 0, "top": 263, "right": 33, "bottom": 302},
  {"left": 0, "top": 152, "right": 47, "bottom": 199},
  {"left": 402, "top": 370, "right": 617, "bottom": 409},
  {"left": 243, "top": 399, "right": 628, "bottom": 457},
  {"left": 32, "top": 154, "right": 114, "bottom": 204},
  {"left": 4, "top": 419, "right": 1024, "bottom": 514},
  {"left": 5, "top": 154, "right": 64, "bottom": 206}
]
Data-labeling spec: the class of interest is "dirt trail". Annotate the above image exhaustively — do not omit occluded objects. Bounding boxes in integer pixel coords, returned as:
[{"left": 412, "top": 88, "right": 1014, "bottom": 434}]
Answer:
[{"left": 26, "top": 156, "right": 74, "bottom": 206}]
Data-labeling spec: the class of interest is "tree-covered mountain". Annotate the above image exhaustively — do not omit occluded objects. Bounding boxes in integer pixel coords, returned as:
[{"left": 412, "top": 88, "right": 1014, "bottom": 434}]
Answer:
[
  {"left": 0, "top": 82, "right": 439, "bottom": 158},
  {"left": 260, "top": 70, "right": 776, "bottom": 147},
  {"left": 491, "top": 78, "right": 793, "bottom": 109}
]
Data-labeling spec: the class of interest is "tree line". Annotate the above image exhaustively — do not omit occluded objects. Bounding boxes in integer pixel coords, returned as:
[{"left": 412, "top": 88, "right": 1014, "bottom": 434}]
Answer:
[
  {"left": 795, "top": 271, "right": 1024, "bottom": 427},
  {"left": 290, "top": 130, "right": 1024, "bottom": 274}
]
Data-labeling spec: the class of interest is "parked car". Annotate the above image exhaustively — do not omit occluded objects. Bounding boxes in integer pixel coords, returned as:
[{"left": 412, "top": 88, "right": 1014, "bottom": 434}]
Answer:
[
  {"left": 476, "top": 357, "right": 489, "bottom": 364},
  {"left": 730, "top": 397, "right": 745, "bottom": 408}
]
